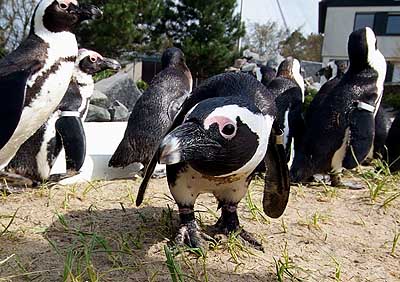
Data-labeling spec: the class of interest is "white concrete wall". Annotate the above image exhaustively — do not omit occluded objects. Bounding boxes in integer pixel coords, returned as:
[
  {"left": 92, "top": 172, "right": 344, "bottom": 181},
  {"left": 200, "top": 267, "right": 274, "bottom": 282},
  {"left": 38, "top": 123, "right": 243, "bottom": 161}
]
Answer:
[{"left": 322, "top": 6, "right": 400, "bottom": 64}]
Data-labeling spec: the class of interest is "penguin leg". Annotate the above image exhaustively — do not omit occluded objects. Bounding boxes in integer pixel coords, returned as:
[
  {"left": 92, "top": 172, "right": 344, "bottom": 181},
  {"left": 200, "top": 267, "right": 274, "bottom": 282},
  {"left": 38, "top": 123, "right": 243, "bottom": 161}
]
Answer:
[
  {"left": 175, "top": 204, "right": 214, "bottom": 249},
  {"left": 329, "top": 171, "right": 343, "bottom": 187},
  {"left": 0, "top": 171, "right": 34, "bottom": 193},
  {"left": 215, "top": 202, "right": 263, "bottom": 251}
]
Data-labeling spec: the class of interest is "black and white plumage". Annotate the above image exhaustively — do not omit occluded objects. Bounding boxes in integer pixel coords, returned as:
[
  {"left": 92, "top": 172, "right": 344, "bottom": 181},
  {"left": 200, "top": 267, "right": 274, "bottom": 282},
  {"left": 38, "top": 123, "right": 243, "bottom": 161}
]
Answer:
[
  {"left": 136, "top": 73, "right": 290, "bottom": 249},
  {"left": 0, "top": 0, "right": 102, "bottom": 170},
  {"left": 109, "top": 47, "right": 193, "bottom": 171},
  {"left": 307, "top": 60, "right": 348, "bottom": 123},
  {"left": 290, "top": 27, "right": 387, "bottom": 186},
  {"left": 6, "top": 49, "right": 120, "bottom": 183},
  {"left": 266, "top": 57, "right": 305, "bottom": 164}
]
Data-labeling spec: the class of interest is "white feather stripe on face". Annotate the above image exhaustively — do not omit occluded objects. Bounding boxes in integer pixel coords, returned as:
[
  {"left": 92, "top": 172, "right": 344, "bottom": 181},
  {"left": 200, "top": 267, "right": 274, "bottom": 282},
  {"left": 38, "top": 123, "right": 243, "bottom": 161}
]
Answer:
[
  {"left": 292, "top": 59, "right": 305, "bottom": 102},
  {"left": 203, "top": 104, "right": 273, "bottom": 177},
  {"left": 365, "top": 27, "right": 386, "bottom": 116},
  {"left": 327, "top": 61, "right": 338, "bottom": 80}
]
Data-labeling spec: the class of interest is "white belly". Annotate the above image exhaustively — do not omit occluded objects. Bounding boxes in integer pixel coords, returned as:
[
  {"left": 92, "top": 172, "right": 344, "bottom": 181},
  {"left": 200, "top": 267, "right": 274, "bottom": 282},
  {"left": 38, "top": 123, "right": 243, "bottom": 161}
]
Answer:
[
  {"left": 331, "top": 127, "right": 350, "bottom": 173},
  {"left": 0, "top": 62, "right": 74, "bottom": 169},
  {"left": 170, "top": 165, "right": 250, "bottom": 206}
]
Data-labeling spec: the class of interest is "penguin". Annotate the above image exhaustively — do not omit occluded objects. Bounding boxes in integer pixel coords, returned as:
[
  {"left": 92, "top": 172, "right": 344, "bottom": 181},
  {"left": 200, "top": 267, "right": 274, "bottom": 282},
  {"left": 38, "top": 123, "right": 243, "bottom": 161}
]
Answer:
[
  {"left": 307, "top": 60, "right": 348, "bottom": 123},
  {"left": 290, "top": 27, "right": 387, "bottom": 186},
  {"left": 109, "top": 47, "right": 192, "bottom": 172},
  {"left": 135, "top": 73, "right": 290, "bottom": 250},
  {"left": 385, "top": 112, "right": 400, "bottom": 172},
  {"left": 372, "top": 105, "right": 391, "bottom": 160},
  {"left": 0, "top": 0, "right": 102, "bottom": 175},
  {"left": 5, "top": 49, "right": 121, "bottom": 184},
  {"left": 266, "top": 57, "right": 305, "bottom": 164}
]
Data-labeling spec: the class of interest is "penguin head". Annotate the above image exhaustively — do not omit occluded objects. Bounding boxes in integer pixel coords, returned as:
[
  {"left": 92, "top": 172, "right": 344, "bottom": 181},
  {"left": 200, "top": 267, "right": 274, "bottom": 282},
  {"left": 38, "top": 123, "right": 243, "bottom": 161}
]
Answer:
[
  {"left": 77, "top": 49, "right": 121, "bottom": 75},
  {"left": 159, "top": 97, "right": 272, "bottom": 177},
  {"left": 277, "top": 57, "right": 305, "bottom": 100},
  {"left": 348, "top": 27, "right": 386, "bottom": 74},
  {"left": 32, "top": 0, "right": 102, "bottom": 34},
  {"left": 161, "top": 47, "right": 187, "bottom": 70}
]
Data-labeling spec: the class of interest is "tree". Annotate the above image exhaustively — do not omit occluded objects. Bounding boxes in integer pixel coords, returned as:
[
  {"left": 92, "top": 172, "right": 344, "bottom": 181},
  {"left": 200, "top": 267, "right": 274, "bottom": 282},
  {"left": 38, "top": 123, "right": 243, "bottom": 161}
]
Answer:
[
  {"left": 0, "top": 0, "right": 36, "bottom": 55},
  {"left": 242, "top": 21, "right": 288, "bottom": 62},
  {"left": 160, "top": 0, "right": 244, "bottom": 80},
  {"left": 280, "top": 29, "right": 323, "bottom": 62},
  {"left": 76, "top": 0, "right": 166, "bottom": 58}
]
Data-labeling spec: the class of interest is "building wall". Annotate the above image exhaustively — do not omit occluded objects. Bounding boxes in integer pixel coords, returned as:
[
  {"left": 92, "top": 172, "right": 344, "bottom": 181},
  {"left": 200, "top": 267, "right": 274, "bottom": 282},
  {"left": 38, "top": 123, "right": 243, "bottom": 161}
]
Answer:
[{"left": 322, "top": 6, "right": 400, "bottom": 63}]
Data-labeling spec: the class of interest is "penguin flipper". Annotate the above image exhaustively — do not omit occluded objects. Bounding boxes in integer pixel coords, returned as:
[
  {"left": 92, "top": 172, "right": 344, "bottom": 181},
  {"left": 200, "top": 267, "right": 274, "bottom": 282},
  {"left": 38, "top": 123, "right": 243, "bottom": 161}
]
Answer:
[
  {"left": 0, "top": 61, "right": 41, "bottom": 150},
  {"left": 262, "top": 126, "right": 290, "bottom": 218},
  {"left": 343, "top": 109, "right": 375, "bottom": 169},
  {"left": 56, "top": 116, "right": 86, "bottom": 171},
  {"left": 136, "top": 149, "right": 159, "bottom": 206}
]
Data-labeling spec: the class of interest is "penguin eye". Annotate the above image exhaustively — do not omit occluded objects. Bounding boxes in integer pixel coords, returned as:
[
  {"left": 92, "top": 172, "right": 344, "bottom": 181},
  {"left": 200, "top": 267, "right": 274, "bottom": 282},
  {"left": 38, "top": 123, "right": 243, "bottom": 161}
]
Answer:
[
  {"left": 89, "top": 56, "right": 97, "bottom": 63},
  {"left": 220, "top": 123, "right": 236, "bottom": 139},
  {"left": 59, "top": 2, "right": 68, "bottom": 10}
]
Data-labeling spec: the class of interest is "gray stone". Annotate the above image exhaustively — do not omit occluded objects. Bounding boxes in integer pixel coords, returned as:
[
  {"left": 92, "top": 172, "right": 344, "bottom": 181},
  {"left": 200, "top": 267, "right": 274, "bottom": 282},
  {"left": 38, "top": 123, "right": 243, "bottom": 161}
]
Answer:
[
  {"left": 90, "top": 89, "right": 109, "bottom": 108},
  {"left": 85, "top": 104, "right": 111, "bottom": 122},
  {"left": 109, "top": 100, "right": 130, "bottom": 122},
  {"left": 95, "top": 63, "right": 142, "bottom": 111}
]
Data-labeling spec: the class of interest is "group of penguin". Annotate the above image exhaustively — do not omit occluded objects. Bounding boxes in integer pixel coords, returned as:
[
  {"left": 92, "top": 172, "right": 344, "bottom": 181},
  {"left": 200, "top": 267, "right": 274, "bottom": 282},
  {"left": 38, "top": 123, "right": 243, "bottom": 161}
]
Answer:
[{"left": 0, "top": 0, "right": 399, "bottom": 251}]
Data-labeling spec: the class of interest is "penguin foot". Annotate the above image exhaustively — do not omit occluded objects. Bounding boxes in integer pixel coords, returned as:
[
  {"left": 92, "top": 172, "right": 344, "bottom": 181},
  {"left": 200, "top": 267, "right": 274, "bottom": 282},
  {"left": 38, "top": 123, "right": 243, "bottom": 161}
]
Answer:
[
  {"left": 329, "top": 173, "right": 344, "bottom": 187},
  {"left": 48, "top": 170, "right": 79, "bottom": 183},
  {"left": 214, "top": 202, "right": 264, "bottom": 251},
  {"left": 175, "top": 220, "right": 214, "bottom": 250},
  {"left": 0, "top": 171, "right": 33, "bottom": 188}
]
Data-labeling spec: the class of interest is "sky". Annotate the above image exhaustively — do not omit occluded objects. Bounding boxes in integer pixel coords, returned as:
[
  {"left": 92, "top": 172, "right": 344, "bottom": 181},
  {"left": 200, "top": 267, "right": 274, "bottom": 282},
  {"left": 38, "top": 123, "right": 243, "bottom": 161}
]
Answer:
[{"left": 239, "top": 0, "right": 320, "bottom": 35}]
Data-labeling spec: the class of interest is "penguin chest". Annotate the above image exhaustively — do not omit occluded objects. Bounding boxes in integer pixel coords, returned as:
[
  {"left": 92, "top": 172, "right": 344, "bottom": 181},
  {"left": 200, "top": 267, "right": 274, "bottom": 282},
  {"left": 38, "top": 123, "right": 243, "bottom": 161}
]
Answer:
[
  {"left": 0, "top": 60, "right": 75, "bottom": 167},
  {"left": 169, "top": 165, "right": 250, "bottom": 206},
  {"left": 331, "top": 127, "right": 351, "bottom": 172}
]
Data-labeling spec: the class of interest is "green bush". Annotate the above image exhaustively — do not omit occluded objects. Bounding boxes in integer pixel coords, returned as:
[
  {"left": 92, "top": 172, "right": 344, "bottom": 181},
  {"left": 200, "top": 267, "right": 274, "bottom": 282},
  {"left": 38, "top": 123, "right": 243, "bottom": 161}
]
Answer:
[{"left": 136, "top": 80, "right": 149, "bottom": 92}]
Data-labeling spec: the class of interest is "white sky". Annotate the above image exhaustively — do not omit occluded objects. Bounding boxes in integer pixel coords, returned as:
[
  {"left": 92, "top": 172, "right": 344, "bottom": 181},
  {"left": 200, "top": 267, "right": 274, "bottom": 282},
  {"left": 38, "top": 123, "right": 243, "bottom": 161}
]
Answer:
[{"left": 239, "top": 0, "right": 320, "bottom": 34}]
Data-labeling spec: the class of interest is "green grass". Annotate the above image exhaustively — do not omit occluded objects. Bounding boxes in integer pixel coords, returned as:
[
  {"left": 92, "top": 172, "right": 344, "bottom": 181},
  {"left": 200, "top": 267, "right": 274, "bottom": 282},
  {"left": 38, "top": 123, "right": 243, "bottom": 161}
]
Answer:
[{"left": 273, "top": 242, "right": 304, "bottom": 282}]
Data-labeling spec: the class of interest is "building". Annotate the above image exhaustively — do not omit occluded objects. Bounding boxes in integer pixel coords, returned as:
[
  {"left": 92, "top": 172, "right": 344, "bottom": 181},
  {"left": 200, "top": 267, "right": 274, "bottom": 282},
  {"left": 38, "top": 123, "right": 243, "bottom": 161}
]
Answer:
[{"left": 319, "top": 0, "right": 400, "bottom": 83}]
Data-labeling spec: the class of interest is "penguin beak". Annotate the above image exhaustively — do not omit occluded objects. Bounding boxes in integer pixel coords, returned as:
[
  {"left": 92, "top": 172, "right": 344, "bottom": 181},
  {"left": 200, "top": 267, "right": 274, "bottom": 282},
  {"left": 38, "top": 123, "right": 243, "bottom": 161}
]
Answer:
[
  {"left": 159, "top": 122, "right": 222, "bottom": 165},
  {"left": 73, "top": 4, "right": 103, "bottom": 21},
  {"left": 99, "top": 58, "right": 121, "bottom": 71}
]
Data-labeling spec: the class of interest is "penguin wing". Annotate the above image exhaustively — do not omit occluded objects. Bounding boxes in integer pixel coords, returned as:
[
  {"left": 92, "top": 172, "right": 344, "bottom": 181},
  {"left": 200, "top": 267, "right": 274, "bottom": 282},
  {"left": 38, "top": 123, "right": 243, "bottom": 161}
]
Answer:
[
  {"left": 342, "top": 107, "right": 375, "bottom": 169},
  {"left": 0, "top": 61, "right": 42, "bottom": 150},
  {"left": 262, "top": 124, "right": 290, "bottom": 218}
]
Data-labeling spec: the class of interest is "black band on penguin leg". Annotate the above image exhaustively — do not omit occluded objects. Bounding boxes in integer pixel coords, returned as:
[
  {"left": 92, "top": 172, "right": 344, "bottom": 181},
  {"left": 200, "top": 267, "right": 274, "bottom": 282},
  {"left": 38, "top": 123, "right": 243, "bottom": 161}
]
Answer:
[
  {"left": 178, "top": 205, "right": 195, "bottom": 224},
  {"left": 216, "top": 202, "right": 240, "bottom": 232},
  {"left": 56, "top": 116, "right": 86, "bottom": 171}
]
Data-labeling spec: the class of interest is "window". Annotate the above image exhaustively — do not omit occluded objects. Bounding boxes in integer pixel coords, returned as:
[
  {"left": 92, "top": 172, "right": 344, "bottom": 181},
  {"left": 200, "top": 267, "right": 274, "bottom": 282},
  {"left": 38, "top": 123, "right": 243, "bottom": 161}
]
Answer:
[
  {"left": 386, "top": 15, "right": 400, "bottom": 34},
  {"left": 354, "top": 13, "right": 375, "bottom": 30}
]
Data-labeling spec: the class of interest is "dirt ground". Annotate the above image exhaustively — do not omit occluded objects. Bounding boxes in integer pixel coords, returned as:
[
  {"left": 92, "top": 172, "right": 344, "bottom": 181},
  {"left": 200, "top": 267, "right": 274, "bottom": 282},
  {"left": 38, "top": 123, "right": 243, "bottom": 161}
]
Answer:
[{"left": 0, "top": 168, "right": 399, "bottom": 282}]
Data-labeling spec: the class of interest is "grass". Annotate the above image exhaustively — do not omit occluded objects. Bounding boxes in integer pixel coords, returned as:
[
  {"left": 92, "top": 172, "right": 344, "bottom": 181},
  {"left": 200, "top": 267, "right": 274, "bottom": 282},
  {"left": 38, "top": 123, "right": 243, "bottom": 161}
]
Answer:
[
  {"left": 391, "top": 229, "right": 400, "bottom": 256},
  {"left": 273, "top": 242, "right": 304, "bottom": 282},
  {"left": 0, "top": 208, "right": 18, "bottom": 237}
]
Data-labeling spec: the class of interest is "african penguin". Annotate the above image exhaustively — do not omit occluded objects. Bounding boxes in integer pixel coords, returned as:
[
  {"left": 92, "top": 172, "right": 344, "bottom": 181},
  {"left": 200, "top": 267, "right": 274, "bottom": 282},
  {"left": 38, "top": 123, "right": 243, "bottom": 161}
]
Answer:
[
  {"left": 290, "top": 27, "right": 387, "bottom": 186},
  {"left": 0, "top": 0, "right": 102, "bottom": 172},
  {"left": 6, "top": 49, "right": 121, "bottom": 184},
  {"left": 136, "top": 73, "right": 290, "bottom": 250},
  {"left": 266, "top": 57, "right": 305, "bottom": 165},
  {"left": 109, "top": 47, "right": 193, "bottom": 172},
  {"left": 306, "top": 60, "right": 348, "bottom": 123}
]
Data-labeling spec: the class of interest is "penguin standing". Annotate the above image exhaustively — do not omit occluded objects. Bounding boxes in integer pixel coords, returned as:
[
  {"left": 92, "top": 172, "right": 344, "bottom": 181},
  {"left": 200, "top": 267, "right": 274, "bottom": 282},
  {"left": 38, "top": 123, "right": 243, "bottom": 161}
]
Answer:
[
  {"left": 290, "top": 27, "right": 387, "bottom": 186},
  {"left": 266, "top": 57, "right": 305, "bottom": 163},
  {"left": 0, "top": 0, "right": 102, "bottom": 175},
  {"left": 136, "top": 73, "right": 290, "bottom": 250},
  {"left": 109, "top": 47, "right": 192, "bottom": 172},
  {"left": 6, "top": 49, "right": 121, "bottom": 184}
]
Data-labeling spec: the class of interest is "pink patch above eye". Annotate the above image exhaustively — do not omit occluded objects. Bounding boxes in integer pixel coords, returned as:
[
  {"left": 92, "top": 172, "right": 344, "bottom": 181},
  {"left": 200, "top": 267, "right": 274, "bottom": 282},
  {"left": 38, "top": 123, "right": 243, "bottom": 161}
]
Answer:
[
  {"left": 62, "top": 0, "right": 78, "bottom": 5},
  {"left": 204, "top": 116, "right": 233, "bottom": 130}
]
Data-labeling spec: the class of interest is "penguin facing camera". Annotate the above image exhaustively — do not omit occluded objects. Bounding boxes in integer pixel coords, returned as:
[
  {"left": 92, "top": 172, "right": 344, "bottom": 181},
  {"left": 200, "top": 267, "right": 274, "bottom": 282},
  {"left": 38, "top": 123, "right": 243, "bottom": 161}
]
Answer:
[
  {"left": 6, "top": 49, "right": 121, "bottom": 185},
  {"left": 109, "top": 47, "right": 193, "bottom": 173},
  {"left": 136, "top": 72, "right": 290, "bottom": 250},
  {"left": 290, "top": 27, "right": 387, "bottom": 187},
  {"left": 0, "top": 0, "right": 102, "bottom": 186},
  {"left": 265, "top": 57, "right": 305, "bottom": 165}
]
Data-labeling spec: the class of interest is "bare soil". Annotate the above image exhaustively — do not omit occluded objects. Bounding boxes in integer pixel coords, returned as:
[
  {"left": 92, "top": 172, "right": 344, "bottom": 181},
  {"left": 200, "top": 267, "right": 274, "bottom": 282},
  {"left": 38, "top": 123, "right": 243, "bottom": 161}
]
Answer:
[{"left": 0, "top": 171, "right": 399, "bottom": 281}]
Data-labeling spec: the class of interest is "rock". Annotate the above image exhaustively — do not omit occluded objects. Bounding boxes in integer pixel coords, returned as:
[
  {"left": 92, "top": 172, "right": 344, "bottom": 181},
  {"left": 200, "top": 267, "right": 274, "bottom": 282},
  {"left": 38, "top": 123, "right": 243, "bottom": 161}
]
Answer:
[
  {"left": 90, "top": 90, "right": 109, "bottom": 108},
  {"left": 95, "top": 63, "right": 142, "bottom": 111},
  {"left": 85, "top": 104, "right": 111, "bottom": 122},
  {"left": 109, "top": 100, "right": 130, "bottom": 122}
]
